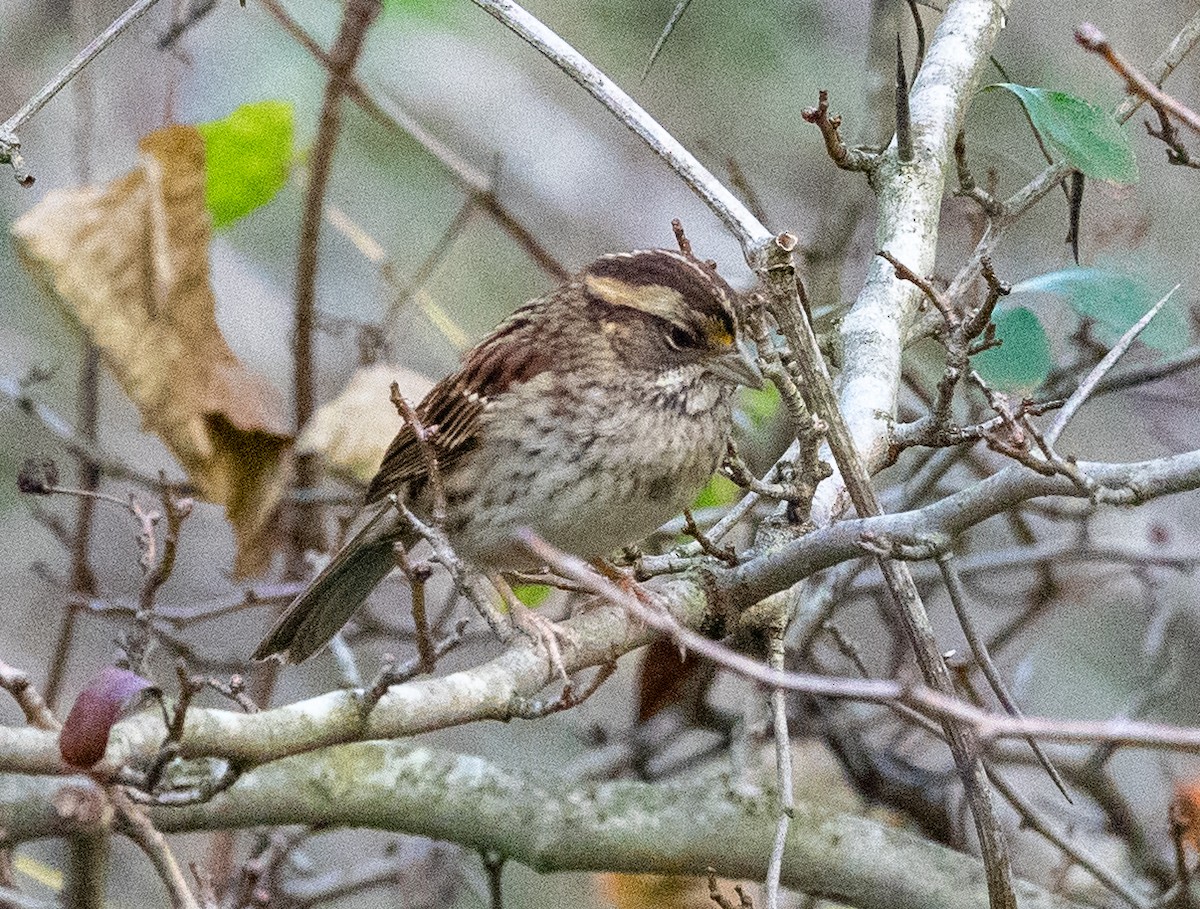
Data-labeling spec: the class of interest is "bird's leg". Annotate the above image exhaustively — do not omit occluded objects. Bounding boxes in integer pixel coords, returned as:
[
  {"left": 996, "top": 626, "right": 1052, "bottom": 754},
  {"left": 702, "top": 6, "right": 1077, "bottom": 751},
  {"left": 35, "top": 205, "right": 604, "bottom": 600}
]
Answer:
[{"left": 489, "top": 572, "right": 575, "bottom": 683}]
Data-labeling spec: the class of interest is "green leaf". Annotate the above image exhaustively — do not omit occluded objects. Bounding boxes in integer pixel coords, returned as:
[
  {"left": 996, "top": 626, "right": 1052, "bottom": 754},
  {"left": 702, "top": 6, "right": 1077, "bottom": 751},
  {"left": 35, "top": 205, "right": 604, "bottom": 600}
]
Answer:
[
  {"left": 973, "top": 307, "right": 1052, "bottom": 392},
  {"left": 196, "top": 101, "right": 293, "bottom": 229},
  {"left": 985, "top": 83, "right": 1138, "bottom": 184},
  {"left": 512, "top": 584, "right": 550, "bottom": 609},
  {"left": 692, "top": 474, "right": 739, "bottom": 510},
  {"left": 738, "top": 382, "right": 780, "bottom": 429},
  {"left": 1011, "top": 268, "right": 1188, "bottom": 354}
]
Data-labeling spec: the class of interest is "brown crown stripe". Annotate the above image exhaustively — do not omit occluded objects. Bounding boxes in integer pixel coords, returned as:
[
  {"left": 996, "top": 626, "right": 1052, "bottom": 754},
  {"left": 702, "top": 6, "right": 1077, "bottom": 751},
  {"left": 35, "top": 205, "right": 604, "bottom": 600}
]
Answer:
[{"left": 584, "top": 250, "right": 736, "bottom": 323}]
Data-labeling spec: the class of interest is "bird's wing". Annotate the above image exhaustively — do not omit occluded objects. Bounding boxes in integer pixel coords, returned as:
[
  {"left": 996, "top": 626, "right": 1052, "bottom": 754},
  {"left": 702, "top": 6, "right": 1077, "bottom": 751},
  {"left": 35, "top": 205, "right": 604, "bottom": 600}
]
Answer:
[{"left": 364, "top": 306, "right": 554, "bottom": 504}]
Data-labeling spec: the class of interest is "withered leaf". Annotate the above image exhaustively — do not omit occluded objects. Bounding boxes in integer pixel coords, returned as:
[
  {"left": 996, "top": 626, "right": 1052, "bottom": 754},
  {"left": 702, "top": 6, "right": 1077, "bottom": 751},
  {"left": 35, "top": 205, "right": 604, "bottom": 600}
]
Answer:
[
  {"left": 296, "top": 364, "right": 433, "bottom": 485},
  {"left": 59, "top": 667, "right": 159, "bottom": 768},
  {"left": 13, "top": 125, "right": 291, "bottom": 576}
]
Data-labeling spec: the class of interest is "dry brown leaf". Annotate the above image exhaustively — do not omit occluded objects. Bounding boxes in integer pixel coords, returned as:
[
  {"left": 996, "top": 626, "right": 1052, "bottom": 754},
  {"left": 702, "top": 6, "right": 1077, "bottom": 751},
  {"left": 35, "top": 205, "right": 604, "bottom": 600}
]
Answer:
[
  {"left": 296, "top": 363, "right": 433, "bottom": 485},
  {"left": 13, "top": 125, "right": 291, "bottom": 576}
]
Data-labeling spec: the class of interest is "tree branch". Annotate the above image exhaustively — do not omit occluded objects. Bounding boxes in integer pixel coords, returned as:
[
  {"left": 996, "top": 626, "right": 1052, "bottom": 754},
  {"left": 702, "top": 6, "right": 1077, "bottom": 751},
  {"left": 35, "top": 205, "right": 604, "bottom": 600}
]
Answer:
[
  {"left": 468, "top": 0, "right": 773, "bottom": 259},
  {"left": 0, "top": 743, "right": 1091, "bottom": 909}
]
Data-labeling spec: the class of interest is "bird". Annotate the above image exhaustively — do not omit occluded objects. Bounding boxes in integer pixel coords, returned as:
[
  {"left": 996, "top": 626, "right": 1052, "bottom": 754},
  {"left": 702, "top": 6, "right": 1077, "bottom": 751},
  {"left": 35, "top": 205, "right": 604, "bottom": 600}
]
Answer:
[{"left": 253, "top": 247, "right": 764, "bottom": 663}]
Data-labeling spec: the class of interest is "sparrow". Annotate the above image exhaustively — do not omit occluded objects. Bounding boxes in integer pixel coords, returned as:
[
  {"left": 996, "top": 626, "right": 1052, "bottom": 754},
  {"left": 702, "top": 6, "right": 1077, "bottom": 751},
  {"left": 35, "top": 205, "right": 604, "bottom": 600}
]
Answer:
[{"left": 253, "top": 248, "right": 764, "bottom": 663}]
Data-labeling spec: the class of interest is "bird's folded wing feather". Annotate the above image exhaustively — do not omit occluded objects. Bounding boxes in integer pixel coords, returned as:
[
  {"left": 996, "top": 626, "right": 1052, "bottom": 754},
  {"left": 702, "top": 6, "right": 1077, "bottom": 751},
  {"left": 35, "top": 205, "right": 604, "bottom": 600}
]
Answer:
[{"left": 364, "top": 305, "right": 554, "bottom": 504}]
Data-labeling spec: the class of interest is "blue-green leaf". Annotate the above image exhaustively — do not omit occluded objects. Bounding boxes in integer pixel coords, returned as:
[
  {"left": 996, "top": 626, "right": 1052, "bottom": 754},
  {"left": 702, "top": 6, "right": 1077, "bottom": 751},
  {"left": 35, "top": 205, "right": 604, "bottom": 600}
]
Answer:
[
  {"left": 973, "top": 307, "right": 1053, "bottom": 392},
  {"left": 1011, "top": 268, "right": 1188, "bottom": 354},
  {"left": 196, "top": 101, "right": 293, "bottom": 229},
  {"left": 985, "top": 84, "right": 1138, "bottom": 184}
]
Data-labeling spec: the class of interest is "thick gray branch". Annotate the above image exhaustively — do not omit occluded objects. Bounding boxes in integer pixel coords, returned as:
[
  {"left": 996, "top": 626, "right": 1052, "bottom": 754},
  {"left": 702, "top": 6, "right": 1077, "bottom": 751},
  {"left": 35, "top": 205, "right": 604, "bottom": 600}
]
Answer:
[
  {"left": 816, "top": 0, "right": 1011, "bottom": 522},
  {"left": 0, "top": 742, "right": 1083, "bottom": 909}
]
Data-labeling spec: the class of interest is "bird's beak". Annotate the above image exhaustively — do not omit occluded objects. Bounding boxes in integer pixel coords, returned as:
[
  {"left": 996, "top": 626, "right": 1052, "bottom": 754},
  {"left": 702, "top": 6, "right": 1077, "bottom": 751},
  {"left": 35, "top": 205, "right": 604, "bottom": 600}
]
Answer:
[{"left": 708, "top": 336, "right": 765, "bottom": 389}]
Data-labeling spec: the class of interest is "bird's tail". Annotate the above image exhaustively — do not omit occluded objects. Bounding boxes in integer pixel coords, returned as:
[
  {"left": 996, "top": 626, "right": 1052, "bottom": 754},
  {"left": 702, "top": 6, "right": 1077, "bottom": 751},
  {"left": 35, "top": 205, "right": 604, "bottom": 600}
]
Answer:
[{"left": 252, "top": 508, "right": 400, "bottom": 663}]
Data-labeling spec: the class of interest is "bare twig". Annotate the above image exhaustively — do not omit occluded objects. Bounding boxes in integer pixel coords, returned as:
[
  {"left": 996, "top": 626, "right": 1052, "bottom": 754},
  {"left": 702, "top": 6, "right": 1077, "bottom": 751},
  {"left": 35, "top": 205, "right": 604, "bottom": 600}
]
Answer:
[
  {"left": 259, "top": 0, "right": 566, "bottom": 280},
  {"left": 801, "top": 91, "right": 878, "bottom": 172},
  {"left": 682, "top": 508, "right": 739, "bottom": 566},
  {"left": 986, "top": 766, "right": 1150, "bottom": 909},
  {"left": 1046, "top": 285, "right": 1179, "bottom": 446},
  {"left": 765, "top": 604, "right": 793, "bottom": 909},
  {"left": 1, "top": 376, "right": 179, "bottom": 491},
  {"left": 363, "top": 620, "right": 468, "bottom": 710},
  {"left": 398, "top": 502, "right": 510, "bottom": 640},
  {"left": 641, "top": 0, "right": 693, "bottom": 82},
  {"left": 937, "top": 554, "right": 1071, "bottom": 801},
  {"left": 0, "top": 659, "right": 60, "bottom": 731},
  {"left": 760, "top": 238, "right": 1018, "bottom": 909},
  {"left": 510, "top": 660, "right": 616, "bottom": 719},
  {"left": 469, "top": 0, "right": 772, "bottom": 257},
  {"left": 407, "top": 557, "right": 437, "bottom": 673},
  {"left": 0, "top": 0, "right": 165, "bottom": 183},
  {"left": 878, "top": 250, "right": 957, "bottom": 327},
  {"left": 947, "top": 9, "right": 1200, "bottom": 304},
  {"left": 1076, "top": 23, "right": 1200, "bottom": 136},
  {"left": 708, "top": 868, "right": 755, "bottom": 908},
  {"left": 953, "top": 130, "right": 1005, "bottom": 215},
  {"left": 389, "top": 382, "right": 446, "bottom": 526},
  {"left": 1144, "top": 104, "right": 1200, "bottom": 168},
  {"left": 111, "top": 786, "right": 202, "bottom": 909},
  {"left": 904, "top": 0, "right": 926, "bottom": 81},
  {"left": 289, "top": 0, "right": 381, "bottom": 576}
]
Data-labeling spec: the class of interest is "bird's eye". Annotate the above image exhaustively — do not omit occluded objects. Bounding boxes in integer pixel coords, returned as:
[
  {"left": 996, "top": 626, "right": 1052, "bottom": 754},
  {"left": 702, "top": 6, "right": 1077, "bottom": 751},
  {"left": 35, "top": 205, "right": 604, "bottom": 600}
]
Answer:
[{"left": 667, "top": 325, "right": 694, "bottom": 350}]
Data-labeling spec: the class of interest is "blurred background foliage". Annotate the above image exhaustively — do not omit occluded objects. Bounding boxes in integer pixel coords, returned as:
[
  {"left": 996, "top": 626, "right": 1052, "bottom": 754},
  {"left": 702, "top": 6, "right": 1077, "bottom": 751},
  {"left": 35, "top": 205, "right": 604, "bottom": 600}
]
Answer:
[{"left": 2, "top": 0, "right": 1200, "bottom": 906}]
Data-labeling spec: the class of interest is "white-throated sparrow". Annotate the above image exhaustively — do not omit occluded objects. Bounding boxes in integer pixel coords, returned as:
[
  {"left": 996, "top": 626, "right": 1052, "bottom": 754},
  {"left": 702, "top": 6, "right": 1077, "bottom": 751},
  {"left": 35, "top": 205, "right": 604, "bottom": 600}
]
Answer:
[{"left": 254, "top": 248, "right": 764, "bottom": 663}]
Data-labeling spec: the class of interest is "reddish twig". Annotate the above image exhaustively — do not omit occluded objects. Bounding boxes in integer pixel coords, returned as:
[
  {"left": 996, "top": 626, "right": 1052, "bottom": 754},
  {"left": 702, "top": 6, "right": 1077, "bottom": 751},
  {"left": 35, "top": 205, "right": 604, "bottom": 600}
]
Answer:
[{"left": 1076, "top": 23, "right": 1200, "bottom": 135}]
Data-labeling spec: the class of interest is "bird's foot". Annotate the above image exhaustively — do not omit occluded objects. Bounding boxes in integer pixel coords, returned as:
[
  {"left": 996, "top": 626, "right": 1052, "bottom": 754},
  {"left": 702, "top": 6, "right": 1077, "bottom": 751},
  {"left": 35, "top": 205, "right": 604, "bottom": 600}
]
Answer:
[
  {"left": 510, "top": 600, "right": 576, "bottom": 684},
  {"left": 489, "top": 572, "right": 575, "bottom": 683}
]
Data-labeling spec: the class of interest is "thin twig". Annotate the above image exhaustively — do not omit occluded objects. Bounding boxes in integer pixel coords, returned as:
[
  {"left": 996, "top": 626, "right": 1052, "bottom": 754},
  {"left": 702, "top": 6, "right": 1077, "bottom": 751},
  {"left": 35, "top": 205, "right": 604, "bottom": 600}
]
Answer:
[
  {"left": 289, "top": 0, "right": 381, "bottom": 575},
  {"left": 1076, "top": 23, "right": 1200, "bottom": 135},
  {"left": 399, "top": 502, "right": 510, "bottom": 640},
  {"left": 904, "top": 0, "right": 926, "bottom": 81},
  {"left": 0, "top": 659, "right": 60, "bottom": 731},
  {"left": 1046, "top": 284, "right": 1179, "bottom": 446},
  {"left": 953, "top": 130, "right": 1005, "bottom": 215},
  {"left": 389, "top": 382, "right": 447, "bottom": 526},
  {"left": 878, "top": 250, "right": 957, "bottom": 327},
  {"left": 362, "top": 620, "right": 469, "bottom": 710},
  {"left": 800, "top": 91, "right": 878, "bottom": 172},
  {"left": 640, "top": 0, "right": 693, "bottom": 82},
  {"left": 111, "top": 787, "right": 202, "bottom": 909},
  {"left": 469, "top": 0, "right": 772, "bottom": 257},
  {"left": 510, "top": 661, "right": 616, "bottom": 719},
  {"left": 682, "top": 508, "right": 739, "bottom": 566},
  {"left": 759, "top": 239, "right": 1018, "bottom": 909},
  {"left": 1, "top": 377, "right": 179, "bottom": 491},
  {"left": 946, "top": 9, "right": 1200, "bottom": 304},
  {"left": 766, "top": 605, "right": 793, "bottom": 909},
  {"left": 986, "top": 765, "right": 1150, "bottom": 909},
  {"left": 938, "top": 554, "right": 1071, "bottom": 802},
  {"left": 396, "top": 548, "right": 437, "bottom": 673},
  {"left": 0, "top": 0, "right": 166, "bottom": 183}
]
